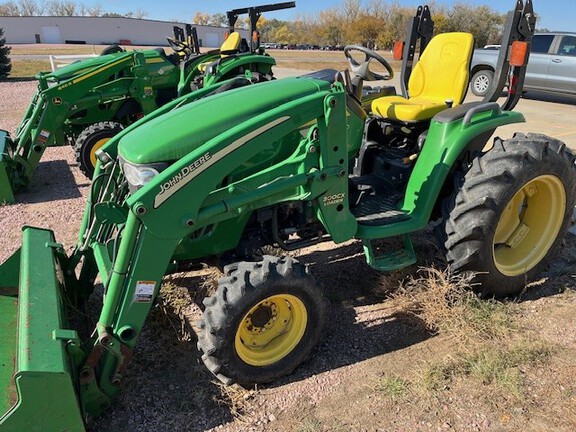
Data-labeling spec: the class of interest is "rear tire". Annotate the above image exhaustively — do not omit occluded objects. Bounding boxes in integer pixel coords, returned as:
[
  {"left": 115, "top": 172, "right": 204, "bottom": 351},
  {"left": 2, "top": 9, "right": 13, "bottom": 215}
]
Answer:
[
  {"left": 438, "top": 134, "right": 576, "bottom": 297},
  {"left": 74, "top": 121, "right": 123, "bottom": 179},
  {"left": 197, "top": 256, "right": 325, "bottom": 385},
  {"left": 470, "top": 69, "right": 494, "bottom": 97}
]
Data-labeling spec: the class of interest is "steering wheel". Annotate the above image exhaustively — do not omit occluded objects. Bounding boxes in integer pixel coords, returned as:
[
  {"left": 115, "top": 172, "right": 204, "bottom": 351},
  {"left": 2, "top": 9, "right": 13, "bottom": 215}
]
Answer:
[
  {"left": 166, "top": 37, "right": 189, "bottom": 53},
  {"left": 344, "top": 45, "right": 394, "bottom": 81}
]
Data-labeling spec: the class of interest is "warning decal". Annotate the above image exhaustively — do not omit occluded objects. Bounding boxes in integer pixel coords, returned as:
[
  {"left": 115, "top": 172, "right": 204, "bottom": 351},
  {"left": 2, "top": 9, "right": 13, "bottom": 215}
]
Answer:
[{"left": 134, "top": 281, "right": 156, "bottom": 303}]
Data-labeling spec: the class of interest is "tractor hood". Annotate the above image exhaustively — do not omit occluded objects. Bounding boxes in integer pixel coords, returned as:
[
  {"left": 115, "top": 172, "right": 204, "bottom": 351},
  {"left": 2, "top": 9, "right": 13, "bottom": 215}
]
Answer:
[
  {"left": 118, "top": 76, "right": 333, "bottom": 165},
  {"left": 43, "top": 48, "right": 172, "bottom": 82}
]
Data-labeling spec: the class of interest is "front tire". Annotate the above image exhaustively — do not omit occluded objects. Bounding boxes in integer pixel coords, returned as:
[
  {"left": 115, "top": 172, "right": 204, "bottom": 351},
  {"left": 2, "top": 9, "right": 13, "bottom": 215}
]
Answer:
[
  {"left": 74, "top": 121, "right": 123, "bottom": 179},
  {"left": 197, "top": 256, "right": 325, "bottom": 385},
  {"left": 439, "top": 134, "right": 576, "bottom": 297},
  {"left": 470, "top": 69, "right": 494, "bottom": 97}
]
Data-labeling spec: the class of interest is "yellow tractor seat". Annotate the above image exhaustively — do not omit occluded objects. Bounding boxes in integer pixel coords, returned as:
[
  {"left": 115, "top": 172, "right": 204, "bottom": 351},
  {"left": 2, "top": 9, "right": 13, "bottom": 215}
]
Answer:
[
  {"left": 198, "top": 32, "right": 243, "bottom": 72},
  {"left": 371, "top": 32, "right": 474, "bottom": 122},
  {"left": 220, "top": 31, "right": 242, "bottom": 55}
]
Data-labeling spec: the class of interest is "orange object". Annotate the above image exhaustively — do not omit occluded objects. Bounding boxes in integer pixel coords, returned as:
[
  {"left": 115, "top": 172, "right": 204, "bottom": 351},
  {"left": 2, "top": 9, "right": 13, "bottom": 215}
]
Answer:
[
  {"left": 393, "top": 41, "right": 404, "bottom": 60},
  {"left": 510, "top": 41, "right": 529, "bottom": 66}
]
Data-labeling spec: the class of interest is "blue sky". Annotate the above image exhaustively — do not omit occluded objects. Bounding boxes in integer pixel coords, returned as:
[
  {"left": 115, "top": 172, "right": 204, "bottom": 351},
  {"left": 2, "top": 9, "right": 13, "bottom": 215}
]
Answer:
[{"left": 99, "top": 1, "right": 571, "bottom": 31}]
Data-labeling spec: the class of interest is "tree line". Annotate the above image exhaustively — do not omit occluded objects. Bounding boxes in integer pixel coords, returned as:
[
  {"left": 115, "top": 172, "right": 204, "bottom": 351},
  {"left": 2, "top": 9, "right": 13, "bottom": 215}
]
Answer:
[
  {"left": 192, "top": 0, "right": 523, "bottom": 50},
  {"left": 2, "top": 0, "right": 540, "bottom": 49},
  {"left": 0, "top": 0, "right": 146, "bottom": 18}
]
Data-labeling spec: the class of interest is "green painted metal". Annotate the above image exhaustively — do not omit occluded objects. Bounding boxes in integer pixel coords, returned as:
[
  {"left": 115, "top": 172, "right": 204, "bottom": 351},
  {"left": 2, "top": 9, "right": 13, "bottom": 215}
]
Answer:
[
  {"left": 0, "top": 294, "right": 17, "bottom": 420},
  {"left": 363, "top": 235, "right": 417, "bottom": 271},
  {"left": 1, "top": 34, "right": 279, "bottom": 203},
  {"left": 119, "top": 76, "right": 332, "bottom": 164},
  {"left": 0, "top": 130, "right": 15, "bottom": 203},
  {"left": 202, "top": 54, "right": 275, "bottom": 88},
  {"left": 313, "top": 91, "right": 358, "bottom": 243},
  {"left": 0, "top": 227, "right": 84, "bottom": 431},
  {"left": 0, "top": 25, "right": 537, "bottom": 430},
  {"left": 355, "top": 107, "right": 525, "bottom": 239},
  {"left": 0, "top": 247, "right": 20, "bottom": 416}
]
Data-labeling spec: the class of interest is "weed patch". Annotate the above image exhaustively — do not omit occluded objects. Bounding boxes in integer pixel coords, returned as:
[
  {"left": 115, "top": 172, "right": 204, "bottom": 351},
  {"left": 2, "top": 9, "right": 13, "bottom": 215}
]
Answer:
[
  {"left": 421, "top": 340, "right": 553, "bottom": 397},
  {"left": 375, "top": 373, "right": 411, "bottom": 401}
]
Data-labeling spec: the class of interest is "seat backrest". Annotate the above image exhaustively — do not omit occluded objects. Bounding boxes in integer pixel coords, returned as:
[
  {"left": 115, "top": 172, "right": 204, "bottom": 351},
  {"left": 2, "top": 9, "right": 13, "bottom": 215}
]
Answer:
[
  {"left": 220, "top": 32, "right": 242, "bottom": 56},
  {"left": 408, "top": 32, "right": 474, "bottom": 106}
]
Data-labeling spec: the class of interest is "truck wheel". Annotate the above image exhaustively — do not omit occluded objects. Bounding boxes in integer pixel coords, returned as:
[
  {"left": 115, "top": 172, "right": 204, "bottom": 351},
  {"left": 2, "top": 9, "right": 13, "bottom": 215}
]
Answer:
[
  {"left": 439, "top": 134, "right": 576, "bottom": 297},
  {"left": 197, "top": 256, "right": 325, "bottom": 385},
  {"left": 470, "top": 69, "right": 494, "bottom": 97},
  {"left": 74, "top": 122, "right": 123, "bottom": 178}
]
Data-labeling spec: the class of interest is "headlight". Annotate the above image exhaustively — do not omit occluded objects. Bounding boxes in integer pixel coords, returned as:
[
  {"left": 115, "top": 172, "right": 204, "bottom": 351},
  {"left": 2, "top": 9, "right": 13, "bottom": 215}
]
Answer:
[{"left": 120, "top": 158, "right": 168, "bottom": 191}]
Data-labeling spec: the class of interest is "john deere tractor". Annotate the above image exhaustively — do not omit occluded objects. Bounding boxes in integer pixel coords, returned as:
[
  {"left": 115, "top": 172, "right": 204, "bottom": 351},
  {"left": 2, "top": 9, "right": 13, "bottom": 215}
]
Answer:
[
  {"left": 0, "top": 2, "right": 295, "bottom": 203},
  {"left": 1, "top": 1, "right": 573, "bottom": 430}
]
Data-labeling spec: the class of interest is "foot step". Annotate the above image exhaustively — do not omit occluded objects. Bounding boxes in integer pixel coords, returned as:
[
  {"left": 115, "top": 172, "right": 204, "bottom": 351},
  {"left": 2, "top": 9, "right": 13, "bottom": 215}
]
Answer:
[{"left": 363, "top": 235, "right": 417, "bottom": 271}]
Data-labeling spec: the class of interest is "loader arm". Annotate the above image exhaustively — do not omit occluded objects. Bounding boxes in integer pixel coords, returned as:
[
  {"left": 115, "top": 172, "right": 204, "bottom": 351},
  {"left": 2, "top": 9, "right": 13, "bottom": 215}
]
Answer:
[
  {"left": 1, "top": 52, "right": 140, "bottom": 200},
  {"left": 81, "top": 78, "right": 357, "bottom": 413}
]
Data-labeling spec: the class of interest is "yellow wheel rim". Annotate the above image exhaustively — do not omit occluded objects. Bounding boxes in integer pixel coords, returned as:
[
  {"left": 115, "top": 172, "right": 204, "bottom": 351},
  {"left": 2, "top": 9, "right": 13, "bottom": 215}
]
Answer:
[
  {"left": 89, "top": 137, "right": 112, "bottom": 168},
  {"left": 493, "top": 174, "right": 566, "bottom": 276},
  {"left": 235, "top": 294, "right": 308, "bottom": 367}
]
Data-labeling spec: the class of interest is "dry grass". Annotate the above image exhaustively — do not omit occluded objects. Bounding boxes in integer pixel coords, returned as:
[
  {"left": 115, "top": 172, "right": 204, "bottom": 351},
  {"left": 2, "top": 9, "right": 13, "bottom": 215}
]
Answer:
[
  {"left": 150, "top": 281, "right": 194, "bottom": 342},
  {"left": 7, "top": 44, "right": 401, "bottom": 77},
  {"left": 392, "top": 267, "right": 514, "bottom": 344},
  {"left": 213, "top": 383, "right": 258, "bottom": 420},
  {"left": 8, "top": 60, "right": 51, "bottom": 78},
  {"left": 420, "top": 340, "right": 553, "bottom": 397},
  {"left": 384, "top": 266, "right": 555, "bottom": 400}
]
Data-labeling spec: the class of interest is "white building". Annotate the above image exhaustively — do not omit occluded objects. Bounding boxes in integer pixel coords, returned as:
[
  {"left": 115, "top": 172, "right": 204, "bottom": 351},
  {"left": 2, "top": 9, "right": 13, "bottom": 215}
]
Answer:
[{"left": 0, "top": 16, "right": 248, "bottom": 48}]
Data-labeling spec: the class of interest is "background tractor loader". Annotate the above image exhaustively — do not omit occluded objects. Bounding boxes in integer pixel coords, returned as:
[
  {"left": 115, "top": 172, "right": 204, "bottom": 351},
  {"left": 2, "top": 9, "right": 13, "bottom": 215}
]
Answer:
[
  {"left": 0, "top": 2, "right": 295, "bottom": 203},
  {"left": 2, "top": 1, "right": 574, "bottom": 430}
]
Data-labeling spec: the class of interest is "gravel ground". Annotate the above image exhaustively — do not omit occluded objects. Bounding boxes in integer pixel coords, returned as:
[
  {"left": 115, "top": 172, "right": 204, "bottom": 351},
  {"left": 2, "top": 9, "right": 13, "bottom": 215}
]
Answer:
[
  {"left": 2, "top": 78, "right": 576, "bottom": 432},
  {"left": 0, "top": 80, "right": 90, "bottom": 263}
]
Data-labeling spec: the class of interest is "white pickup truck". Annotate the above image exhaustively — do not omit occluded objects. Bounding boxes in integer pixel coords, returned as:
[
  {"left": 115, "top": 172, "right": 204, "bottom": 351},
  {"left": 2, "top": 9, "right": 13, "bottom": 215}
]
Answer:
[{"left": 470, "top": 32, "right": 576, "bottom": 97}]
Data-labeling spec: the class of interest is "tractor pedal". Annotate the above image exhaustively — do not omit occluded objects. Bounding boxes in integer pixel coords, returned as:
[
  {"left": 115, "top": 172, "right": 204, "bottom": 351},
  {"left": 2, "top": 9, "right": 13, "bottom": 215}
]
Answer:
[{"left": 362, "top": 235, "right": 417, "bottom": 271}]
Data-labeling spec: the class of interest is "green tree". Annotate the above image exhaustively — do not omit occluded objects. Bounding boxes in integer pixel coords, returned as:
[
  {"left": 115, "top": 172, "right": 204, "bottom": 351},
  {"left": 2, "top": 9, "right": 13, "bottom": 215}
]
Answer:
[
  {"left": 270, "top": 23, "right": 295, "bottom": 44},
  {"left": 0, "top": 27, "right": 11, "bottom": 80},
  {"left": 210, "top": 13, "right": 227, "bottom": 27}
]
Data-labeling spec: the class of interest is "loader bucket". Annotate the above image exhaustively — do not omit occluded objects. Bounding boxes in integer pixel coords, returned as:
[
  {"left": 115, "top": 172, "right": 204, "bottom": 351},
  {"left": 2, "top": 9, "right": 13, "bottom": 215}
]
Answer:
[
  {"left": 0, "top": 130, "right": 15, "bottom": 204},
  {"left": 0, "top": 227, "right": 85, "bottom": 431}
]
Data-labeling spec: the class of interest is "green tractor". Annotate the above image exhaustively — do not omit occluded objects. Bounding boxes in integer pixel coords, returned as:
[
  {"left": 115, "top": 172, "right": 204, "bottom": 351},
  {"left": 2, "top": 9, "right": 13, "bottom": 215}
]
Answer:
[
  {"left": 0, "top": 2, "right": 295, "bottom": 203},
  {"left": 1, "top": 0, "right": 573, "bottom": 430}
]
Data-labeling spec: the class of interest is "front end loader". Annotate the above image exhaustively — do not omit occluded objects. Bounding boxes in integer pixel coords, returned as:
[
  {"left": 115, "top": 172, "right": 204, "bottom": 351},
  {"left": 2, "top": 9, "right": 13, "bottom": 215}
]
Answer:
[
  {"left": 0, "top": 2, "right": 296, "bottom": 203},
  {"left": 2, "top": 1, "right": 573, "bottom": 430}
]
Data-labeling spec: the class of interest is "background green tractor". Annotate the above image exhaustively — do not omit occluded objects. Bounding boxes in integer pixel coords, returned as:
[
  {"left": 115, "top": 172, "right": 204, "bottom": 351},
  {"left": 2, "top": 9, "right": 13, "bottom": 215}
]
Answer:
[
  {"left": 0, "top": 2, "right": 295, "bottom": 203},
  {"left": 2, "top": 1, "right": 574, "bottom": 430}
]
